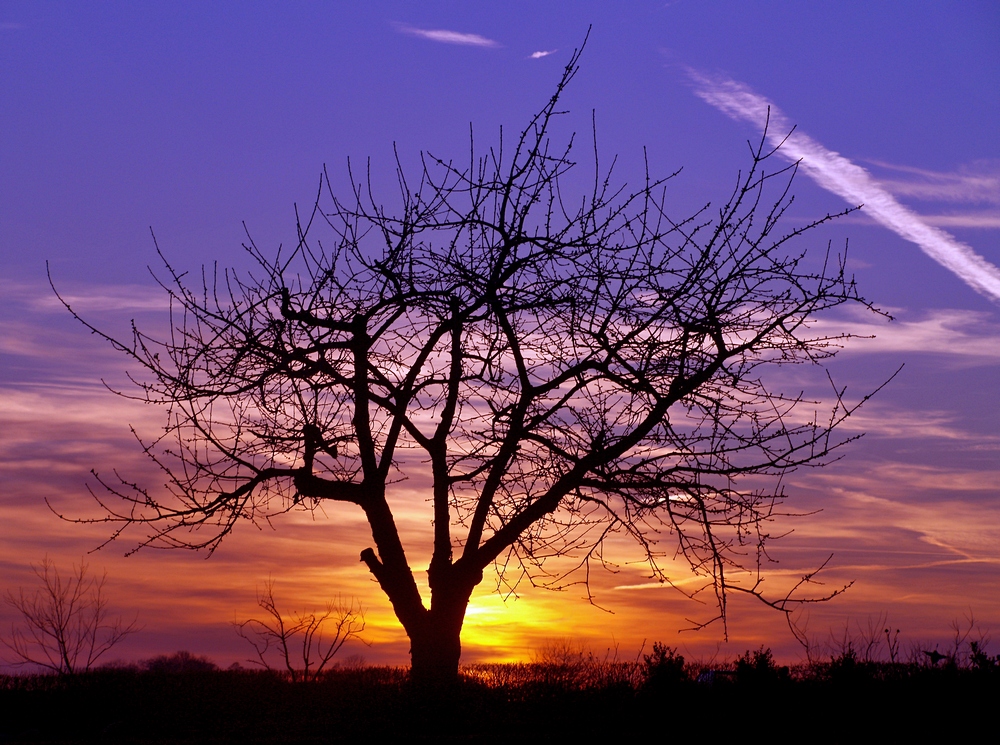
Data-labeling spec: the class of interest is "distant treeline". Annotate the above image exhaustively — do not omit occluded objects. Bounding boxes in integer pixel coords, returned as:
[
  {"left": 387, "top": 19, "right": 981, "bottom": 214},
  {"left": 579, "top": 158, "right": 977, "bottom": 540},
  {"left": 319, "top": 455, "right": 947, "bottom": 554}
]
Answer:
[{"left": 1, "top": 646, "right": 998, "bottom": 742}]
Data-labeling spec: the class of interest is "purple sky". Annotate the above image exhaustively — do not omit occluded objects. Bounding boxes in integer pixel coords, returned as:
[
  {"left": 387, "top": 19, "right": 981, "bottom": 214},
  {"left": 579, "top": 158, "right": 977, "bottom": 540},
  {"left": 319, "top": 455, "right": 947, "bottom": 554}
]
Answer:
[{"left": 2, "top": 2, "right": 998, "bottom": 667}]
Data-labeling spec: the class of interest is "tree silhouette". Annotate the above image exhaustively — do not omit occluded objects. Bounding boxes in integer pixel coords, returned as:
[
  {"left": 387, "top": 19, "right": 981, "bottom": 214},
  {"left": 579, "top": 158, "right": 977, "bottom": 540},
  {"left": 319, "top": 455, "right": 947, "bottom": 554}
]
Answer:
[
  {"left": 55, "top": 45, "right": 885, "bottom": 681},
  {"left": 2, "top": 557, "right": 139, "bottom": 674},
  {"left": 234, "top": 579, "right": 365, "bottom": 682}
]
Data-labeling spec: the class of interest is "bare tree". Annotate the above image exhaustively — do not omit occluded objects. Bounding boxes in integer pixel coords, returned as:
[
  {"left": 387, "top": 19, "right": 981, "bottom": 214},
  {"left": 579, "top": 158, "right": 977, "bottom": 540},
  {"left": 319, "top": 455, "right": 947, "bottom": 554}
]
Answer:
[
  {"left": 234, "top": 579, "right": 365, "bottom": 682},
  {"left": 2, "top": 557, "right": 139, "bottom": 674},
  {"left": 53, "top": 42, "right": 887, "bottom": 681}
]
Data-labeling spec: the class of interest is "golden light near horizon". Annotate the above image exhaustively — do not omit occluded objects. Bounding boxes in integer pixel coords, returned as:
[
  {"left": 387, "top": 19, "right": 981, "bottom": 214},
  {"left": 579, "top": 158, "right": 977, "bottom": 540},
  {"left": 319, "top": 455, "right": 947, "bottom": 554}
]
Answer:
[{"left": 3, "top": 293, "right": 999, "bottom": 666}]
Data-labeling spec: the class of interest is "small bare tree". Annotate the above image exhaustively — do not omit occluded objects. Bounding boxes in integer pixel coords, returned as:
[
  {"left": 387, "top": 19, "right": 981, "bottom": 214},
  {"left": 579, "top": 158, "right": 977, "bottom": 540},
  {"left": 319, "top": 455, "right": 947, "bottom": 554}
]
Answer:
[
  {"left": 2, "top": 557, "right": 139, "bottom": 674},
  {"left": 234, "top": 579, "right": 365, "bottom": 682}
]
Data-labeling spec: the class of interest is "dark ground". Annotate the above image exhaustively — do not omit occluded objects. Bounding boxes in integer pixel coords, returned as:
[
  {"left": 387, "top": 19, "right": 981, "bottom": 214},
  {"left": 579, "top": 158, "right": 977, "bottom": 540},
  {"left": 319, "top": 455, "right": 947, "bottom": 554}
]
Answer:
[{"left": 1, "top": 654, "right": 996, "bottom": 743}]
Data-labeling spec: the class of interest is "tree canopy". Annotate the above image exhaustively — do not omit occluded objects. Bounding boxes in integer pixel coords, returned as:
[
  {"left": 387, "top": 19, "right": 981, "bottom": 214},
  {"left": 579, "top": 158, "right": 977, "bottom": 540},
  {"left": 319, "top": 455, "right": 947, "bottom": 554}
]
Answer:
[{"left": 56, "top": 46, "right": 883, "bottom": 680}]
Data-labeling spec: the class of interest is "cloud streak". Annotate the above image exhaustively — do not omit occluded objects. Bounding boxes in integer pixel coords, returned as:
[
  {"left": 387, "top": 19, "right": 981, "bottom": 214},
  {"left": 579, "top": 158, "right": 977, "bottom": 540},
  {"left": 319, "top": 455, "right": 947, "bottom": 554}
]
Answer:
[
  {"left": 0, "top": 277, "right": 172, "bottom": 314},
  {"left": 865, "top": 159, "right": 1000, "bottom": 205},
  {"left": 809, "top": 308, "right": 1000, "bottom": 360},
  {"left": 918, "top": 213, "right": 1000, "bottom": 229},
  {"left": 395, "top": 24, "right": 500, "bottom": 48},
  {"left": 687, "top": 70, "right": 1000, "bottom": 303}
]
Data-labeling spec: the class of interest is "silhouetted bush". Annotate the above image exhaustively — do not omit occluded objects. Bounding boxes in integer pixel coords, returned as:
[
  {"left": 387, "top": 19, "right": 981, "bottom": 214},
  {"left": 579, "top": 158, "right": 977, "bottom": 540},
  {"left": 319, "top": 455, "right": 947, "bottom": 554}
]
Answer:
[
  {"left": 734, "top": 646, "right": 789, "bottom": 686},
  {"left": 641, "top": 643, "right": 689, "bottom": 690},
  {"left": 141, "top": 650, "right": 218, "bottom": 673},
  {"left": 968, "top": 641, "right": 999, "bottom": 673}
]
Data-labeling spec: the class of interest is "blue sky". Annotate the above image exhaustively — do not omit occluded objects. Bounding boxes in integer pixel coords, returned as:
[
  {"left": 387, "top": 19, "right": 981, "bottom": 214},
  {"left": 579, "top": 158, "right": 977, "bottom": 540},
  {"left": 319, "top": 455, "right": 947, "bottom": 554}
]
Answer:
[{"left": 1, "top": 2, "right": 998, "bottom": 666}]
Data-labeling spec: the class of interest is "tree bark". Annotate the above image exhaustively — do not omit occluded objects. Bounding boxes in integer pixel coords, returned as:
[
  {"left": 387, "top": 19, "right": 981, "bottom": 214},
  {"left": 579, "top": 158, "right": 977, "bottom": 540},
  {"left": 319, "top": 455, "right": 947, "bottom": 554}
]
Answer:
[
  {"left": 408, "top": 566, "right": 479, "bottom": 684},
  {"left": 408, "top": 613, "right": 465, "bottom": 684},
  {"left": 360, "top": 527, "right": 479, "bottom": 682}
]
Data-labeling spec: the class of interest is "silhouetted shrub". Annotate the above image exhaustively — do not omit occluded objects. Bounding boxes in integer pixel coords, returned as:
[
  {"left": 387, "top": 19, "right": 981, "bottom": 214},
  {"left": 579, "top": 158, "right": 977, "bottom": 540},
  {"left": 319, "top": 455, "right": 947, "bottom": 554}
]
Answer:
[
  {"left": 735, "top": 646, "right": 788, "bottom": 686},
  {"left": 142, "top": 650, "right": 218, "bottom": 673},
  {"left": 523, "top": 642, "right": 640, "bottom": 690},
  {"left": 820, "top": 647, "right": 883, "bottom": 686},
  {"left": 642, "top": 643, "right": 689, "bottom": 690},
  {"left": 970, "top": 641, "right": 1000, "bottom": 673}
]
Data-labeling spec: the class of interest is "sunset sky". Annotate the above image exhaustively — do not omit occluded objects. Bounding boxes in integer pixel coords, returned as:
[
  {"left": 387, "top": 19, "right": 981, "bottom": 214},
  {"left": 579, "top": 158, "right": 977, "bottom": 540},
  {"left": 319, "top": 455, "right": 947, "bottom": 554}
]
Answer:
[{"left": 2, "top": 2, "right": 998, "bottom": 669}]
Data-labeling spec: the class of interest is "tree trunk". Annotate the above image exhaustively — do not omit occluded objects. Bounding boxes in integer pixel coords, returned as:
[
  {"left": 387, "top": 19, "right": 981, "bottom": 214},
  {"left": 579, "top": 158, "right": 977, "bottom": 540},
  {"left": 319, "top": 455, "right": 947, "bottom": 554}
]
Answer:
[
  {"left": 407, "top": 573, "right": 477, "bottom": 685},
  {"left": 408, "top": 616, "right": 464, "bottom": 684},
  {"left": 361, "top": 497, "right": 481, "bottom": 685}
]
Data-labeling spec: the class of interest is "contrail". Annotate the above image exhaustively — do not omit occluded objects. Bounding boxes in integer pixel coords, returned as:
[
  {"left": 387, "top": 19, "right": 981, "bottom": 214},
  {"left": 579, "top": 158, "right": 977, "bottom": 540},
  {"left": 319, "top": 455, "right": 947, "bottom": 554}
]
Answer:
[{"left": 687, "top": 69, "right": 1000, "bottom": 303}]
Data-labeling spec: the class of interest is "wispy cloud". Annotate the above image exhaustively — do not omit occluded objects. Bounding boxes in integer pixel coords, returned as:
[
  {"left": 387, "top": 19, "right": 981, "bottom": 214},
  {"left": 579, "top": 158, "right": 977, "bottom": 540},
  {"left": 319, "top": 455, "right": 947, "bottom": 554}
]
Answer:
[
  {"left": 918, "top": 212, "right": 1000, "bottom": 229},
  {"left": 863, "top": 159, "right": 1000, "bottom": 228},
  {"left": 395, "top": 24, "right": 500, "bottom": 48},
  {"left": 0, "top": 277, "right": 171, "bottom": 314},
  {"left": 33, "top": 288, "right": 171, "bottom": 313},
  {"left": 830, "top": 406, "right": 997, "bottom": 441},
  {"left": 865, "top": 159, "right": 1000, "bottom": 205},
  {"left": 687, "top": 70, "right": 1000, "bottom": 303},
  {"left": 529, "top": 50, "right": 557, "bottom": 59},
  {"left": 814, "top": 485, "right": 1000, "bottom": 561},
  {"left": 810, "top": 308, "right": 1000, "bottom": 360}
]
